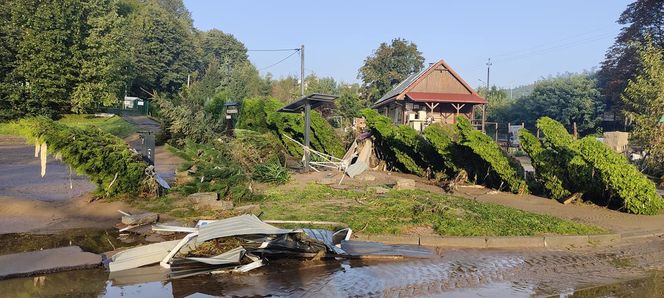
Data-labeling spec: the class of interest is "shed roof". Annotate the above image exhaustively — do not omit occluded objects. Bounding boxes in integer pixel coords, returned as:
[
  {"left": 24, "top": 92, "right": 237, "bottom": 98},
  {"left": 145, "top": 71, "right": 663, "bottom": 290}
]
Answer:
[{"left": 373, "top": 59, "right": 485, "bottom": 108}]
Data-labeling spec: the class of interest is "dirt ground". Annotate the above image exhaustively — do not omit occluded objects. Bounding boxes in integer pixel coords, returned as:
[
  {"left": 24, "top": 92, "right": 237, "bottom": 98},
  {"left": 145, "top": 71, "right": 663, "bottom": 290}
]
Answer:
[{"left": 0, "top": 136, "right": 133, "bottom": 234}]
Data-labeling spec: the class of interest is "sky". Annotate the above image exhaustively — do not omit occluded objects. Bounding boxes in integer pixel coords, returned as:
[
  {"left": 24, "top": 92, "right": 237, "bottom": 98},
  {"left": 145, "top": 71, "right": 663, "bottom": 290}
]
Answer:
[{"left": 183, "top": 0, "right": 631, "bottom": 89}]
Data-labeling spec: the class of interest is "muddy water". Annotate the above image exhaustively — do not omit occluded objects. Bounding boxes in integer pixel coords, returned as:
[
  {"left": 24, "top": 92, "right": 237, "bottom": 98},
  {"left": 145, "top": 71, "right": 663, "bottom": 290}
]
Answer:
[{"left": 2, "top": 237, "right": 664, "bottom": 297}]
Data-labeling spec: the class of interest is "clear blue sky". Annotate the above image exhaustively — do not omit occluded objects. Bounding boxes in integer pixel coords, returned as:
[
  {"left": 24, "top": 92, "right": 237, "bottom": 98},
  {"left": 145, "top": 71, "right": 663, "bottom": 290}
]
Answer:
[{"left": 184, "top": 0, "right": 630, "bottom": 89}]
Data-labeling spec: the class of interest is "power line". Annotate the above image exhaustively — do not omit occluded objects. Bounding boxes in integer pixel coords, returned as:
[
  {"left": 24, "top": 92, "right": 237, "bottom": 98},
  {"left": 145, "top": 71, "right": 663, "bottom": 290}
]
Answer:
[
  {"left": 258, "top": 49, "right": 300, "bottom": 71},
  {"left": 247, "top": 48, "right": 300, "bottom": 52}
]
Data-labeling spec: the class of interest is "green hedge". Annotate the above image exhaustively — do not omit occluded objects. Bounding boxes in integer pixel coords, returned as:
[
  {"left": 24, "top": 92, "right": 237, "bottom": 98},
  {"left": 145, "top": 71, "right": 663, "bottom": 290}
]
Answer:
[
  {"left": 520, "top": 117, "right": 663, "bottom": 215},
  {"left": 360, "top": 109, "right": 525, "bottom": 193},
  {"left": 18, "top": 117, "right": 148, "bottom": 197},
  {"left": 455, "top": 116, "right": 526, "bottom": 193}
]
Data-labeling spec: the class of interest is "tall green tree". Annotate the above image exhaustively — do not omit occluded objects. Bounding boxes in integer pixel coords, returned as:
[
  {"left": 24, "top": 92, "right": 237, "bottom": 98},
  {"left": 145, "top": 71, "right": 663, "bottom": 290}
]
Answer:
[
  {"left": 598, "top": 0, "right": 664, "bottom": 117},
  {"left": 127, "top": 1, "right": 198, "bottom": 97},
  {"left": 199, "top": 29, "right": 248, "bottom": 72},
  {"left": 305, "top": 74, "right": 338, "bottom": 95},
  {"left": 358, "top": 38, "right": 424, "bottom": 101},
  {"left": 71, "top": 0, "right": 130, "bottom": 113},
  {"left": 621, "top": 38, "right": 664, "bottom": 175}
]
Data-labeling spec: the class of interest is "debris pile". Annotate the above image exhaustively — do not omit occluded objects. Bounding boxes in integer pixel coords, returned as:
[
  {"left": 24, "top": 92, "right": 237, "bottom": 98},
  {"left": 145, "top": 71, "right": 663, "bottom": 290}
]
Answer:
[{"left": 108, "top": 215, "right": 358, "bottom": 278}]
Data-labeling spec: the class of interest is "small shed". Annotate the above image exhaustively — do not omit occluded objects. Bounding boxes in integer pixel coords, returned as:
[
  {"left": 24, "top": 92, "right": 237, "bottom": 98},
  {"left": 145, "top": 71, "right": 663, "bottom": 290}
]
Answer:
[
  {"left": 123, "top": 96, "right": 145, "bottom": 110},
  {"left": 372, "top": 59, "right": 487, "bottom": 132}
]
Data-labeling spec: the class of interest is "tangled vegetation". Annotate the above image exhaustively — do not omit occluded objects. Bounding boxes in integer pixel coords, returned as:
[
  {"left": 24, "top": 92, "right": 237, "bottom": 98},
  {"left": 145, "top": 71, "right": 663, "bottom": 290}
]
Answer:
[
  {"left": 15, "top": 117, "right": 149, "bottom": 197},
  {"left": 520, "top": 117, "right": 663, "bottom": 215},
  {"left": 238, "top": 97, "right": 344, "bottom": 158},
  {"left": 360, "top": 109, "right": 526, "bottom": 193},
  {"left": 169, "top": 130, "right": 290, "bottom": 201}
]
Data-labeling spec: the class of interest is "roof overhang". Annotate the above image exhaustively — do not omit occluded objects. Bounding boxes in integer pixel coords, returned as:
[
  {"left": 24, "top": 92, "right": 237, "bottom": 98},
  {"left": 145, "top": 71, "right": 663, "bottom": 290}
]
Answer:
[
  {"left": 406, "top": 92, "right": 487, "bottom": 104},
  {"left": 278, "top": 93, "right": 338, "bottom": 113}
]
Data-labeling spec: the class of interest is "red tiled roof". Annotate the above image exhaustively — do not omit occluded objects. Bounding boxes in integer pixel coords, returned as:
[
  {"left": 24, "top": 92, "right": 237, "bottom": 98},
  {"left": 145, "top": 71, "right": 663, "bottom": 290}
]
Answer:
[{"left": 406, "top": 92, "right": 487, "bottom": 104}]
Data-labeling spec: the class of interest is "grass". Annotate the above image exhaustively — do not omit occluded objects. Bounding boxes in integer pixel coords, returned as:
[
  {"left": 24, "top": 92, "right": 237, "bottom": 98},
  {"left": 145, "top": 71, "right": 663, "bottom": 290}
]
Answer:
[
  {"left": 57, "top": 114, "right": 137, "bottom": 138},
  {"left": 0, "top": 114, "right": 137, "bottom": 138},
  {"left": 253, "top": 184, "right": 606, "bottom": 237}
]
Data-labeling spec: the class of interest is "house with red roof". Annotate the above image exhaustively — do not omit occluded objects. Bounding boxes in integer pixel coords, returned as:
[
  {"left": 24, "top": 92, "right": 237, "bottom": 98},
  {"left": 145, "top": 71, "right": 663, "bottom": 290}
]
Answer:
[{"left": 372, "top": 59, "right": 487, "bottom": 132}]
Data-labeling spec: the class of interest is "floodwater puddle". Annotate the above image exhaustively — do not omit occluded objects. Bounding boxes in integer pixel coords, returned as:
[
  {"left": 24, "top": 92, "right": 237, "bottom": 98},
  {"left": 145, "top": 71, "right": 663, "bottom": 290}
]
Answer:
[
  {"left": 0, "top": 228, "right": 141, "bottom": 255},
  {"left": 1, "top": 234, "right": 664, "bottom": 297}
]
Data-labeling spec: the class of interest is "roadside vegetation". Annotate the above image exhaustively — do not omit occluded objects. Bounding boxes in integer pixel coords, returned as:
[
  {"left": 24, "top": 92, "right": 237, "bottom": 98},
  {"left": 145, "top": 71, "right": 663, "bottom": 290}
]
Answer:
[
  {"left": 257, "top": 185, "right": 605, "bottom": 236},
  {"left": 0, "top": 114, "right": 137, "bottom": 138}
]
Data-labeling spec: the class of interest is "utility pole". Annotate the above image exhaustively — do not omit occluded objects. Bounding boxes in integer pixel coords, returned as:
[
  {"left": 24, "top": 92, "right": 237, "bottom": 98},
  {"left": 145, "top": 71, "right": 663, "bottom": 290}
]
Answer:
[
  {"left": 486, "top": 58, "right": 492, "bottom": 91},
  {"left": 300, "top": 45, "right": 305, "bottom": 96}
]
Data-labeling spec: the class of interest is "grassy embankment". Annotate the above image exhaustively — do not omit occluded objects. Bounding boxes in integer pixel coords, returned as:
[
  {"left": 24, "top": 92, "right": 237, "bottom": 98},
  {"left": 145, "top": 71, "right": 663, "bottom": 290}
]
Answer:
[
  {"left": 137, "top": 183, "right": 605, "bottom": 237},
  {"left": 254, "top": 184, "right": 605, "bottom": 237},
  {"left": 0, "top": 114, "right": 137, "bottom": 138}
]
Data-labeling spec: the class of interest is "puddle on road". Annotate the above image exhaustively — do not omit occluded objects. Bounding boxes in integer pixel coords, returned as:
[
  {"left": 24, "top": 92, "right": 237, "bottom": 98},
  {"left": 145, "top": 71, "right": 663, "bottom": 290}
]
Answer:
[
  {"left": 1, "top": 233, "right": 664, "bottom": 297},
  {"left": 0, "top": 228, "right": 141, "bottom": 255}
]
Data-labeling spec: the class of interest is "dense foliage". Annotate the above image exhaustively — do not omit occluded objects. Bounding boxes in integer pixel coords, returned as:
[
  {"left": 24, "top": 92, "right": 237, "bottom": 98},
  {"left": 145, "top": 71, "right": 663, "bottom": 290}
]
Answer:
[
  {"left": 170, "top": 130, "right": 289, "bottom": 200},
  {"left": 455, "top": 116, "right": 526, "bottom": 193},
  {"left": 238, "top": 97, "right": 345, "bottom": 158},
  {"left": 620, "top": 38, "right": 664, "bottom": 176},
  {"left": 598, "top": 0, "right": 664, "bottom": 116},
  {"left": 361, "top": 109, "right": 525, "bottom": 193},
  {"left": 18, "top": 117, "right": 149, "bottom": 197},
  {"left": 358, "top": 38, "right": 425, "bottom": 101},
  {"left": 520, "top": 117, "right": 663, "bottom": 215},
  {"left": 490, "top": 73, "right": 604, "bottom": 134}
]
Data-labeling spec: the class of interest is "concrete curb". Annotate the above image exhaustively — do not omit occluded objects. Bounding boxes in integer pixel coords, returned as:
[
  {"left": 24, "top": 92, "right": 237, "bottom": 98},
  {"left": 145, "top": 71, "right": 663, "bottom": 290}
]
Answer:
[{"left": 354, "top": 232, "right": 629, "bottom": 249}]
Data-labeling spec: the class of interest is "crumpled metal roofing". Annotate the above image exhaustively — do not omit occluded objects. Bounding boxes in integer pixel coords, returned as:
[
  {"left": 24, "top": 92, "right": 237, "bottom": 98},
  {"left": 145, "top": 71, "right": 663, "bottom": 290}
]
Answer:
[
  {"left": 186, "top": 247, "right": 245, "bottom": 265},
  {"left": 197, "top": 214, "right": 293, "bottom": 243},
  {"left": 109, "top": 240, "right": 181, "bottom": 272}
]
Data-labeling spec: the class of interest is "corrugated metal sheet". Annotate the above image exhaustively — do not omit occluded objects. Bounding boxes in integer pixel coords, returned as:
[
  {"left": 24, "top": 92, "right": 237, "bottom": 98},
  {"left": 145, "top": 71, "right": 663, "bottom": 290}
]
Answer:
[
  {"left": 302, "top": 229, "right": 346, "bottom": 255},
  {"left": 197, "top": 214, "right": 292, "bottom": 243},
  {"left": 186, "top": 247, "right": 245, "bottom": 265},
  {"left": 109, "top": 240, "right": 180, "bottom": 272}
]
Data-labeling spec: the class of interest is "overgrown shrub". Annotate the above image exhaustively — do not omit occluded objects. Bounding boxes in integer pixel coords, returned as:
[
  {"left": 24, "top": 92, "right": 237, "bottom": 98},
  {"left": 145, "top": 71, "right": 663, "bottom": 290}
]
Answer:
[
  {"left": 576, "top": 136, "right": 663, "bottom": 215},
  {"left": 455, "top": 116, "right": 526, "bottom": 193},
  {"left": 238, "top": 97, "right": 344, "bottom": 158},
  {"left": 19, "top": 117, "right": 148, "bottom": 197},
  {"left": 360, "top": 109, "right": 444, "bottom": 177},
  {"left": 519, "top": 130, "right": 570, "bottom": 200},
  {"left": 521, "top": 116, "right": 663, "bottom": 215},
  {"left": 171, "top": 130, "right": 290, "bottom": 200}
]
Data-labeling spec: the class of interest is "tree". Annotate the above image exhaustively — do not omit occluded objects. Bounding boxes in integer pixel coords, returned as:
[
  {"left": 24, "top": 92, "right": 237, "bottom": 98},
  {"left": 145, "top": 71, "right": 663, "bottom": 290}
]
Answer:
[
  {"left": 621, "top": 38, "right": 664, "bottom": 175},
  {"left": 126, "top": 1, "right": 198, "bottom": 97},
  {"left": 11, "top": 0, "right": 87, "bottom": 118},
  {"left": 598, "top": 0, "right": 664, "bottom": 118},
  {"left": 71, "top": 0, "right": 130, "bottom": 113},
  {"left": 514, "top": 73, "right": 604, "bottom": 134},
  {"left": 270, "top": 75, "right": 300, "bottom": 102},
  {"left": 477, "top": 86, "right": 511, "bottom": 122},
  {"left": 335, "top": 83, "right": 367, "bottom": 120},
  {"left": 305, "top": 74, "right": 338, "bottom": 95},
  {"left": 358, "top": 38, "right": 424, "bottom": 101},
  {"left": 199, "top": 29, "right": 248, "bottom": 72}
]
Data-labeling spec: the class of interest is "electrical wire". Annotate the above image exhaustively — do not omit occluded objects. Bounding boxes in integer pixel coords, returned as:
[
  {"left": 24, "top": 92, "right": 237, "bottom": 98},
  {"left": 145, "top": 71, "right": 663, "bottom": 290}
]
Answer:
[
  {"left": 247, "top": 48, "right": 300, "bottom": 52},
  {"left": 258, "top": 49, "right": 299, "bottom": 71}
]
